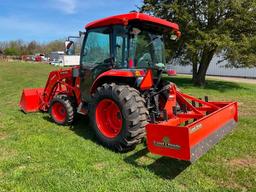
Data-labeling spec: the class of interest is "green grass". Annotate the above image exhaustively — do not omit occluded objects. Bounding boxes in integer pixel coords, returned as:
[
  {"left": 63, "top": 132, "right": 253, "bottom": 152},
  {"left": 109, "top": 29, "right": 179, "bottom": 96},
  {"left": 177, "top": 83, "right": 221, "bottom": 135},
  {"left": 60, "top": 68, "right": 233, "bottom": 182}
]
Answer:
[{"left": 0, "top": 61, "right": 255, "bottom": 192}]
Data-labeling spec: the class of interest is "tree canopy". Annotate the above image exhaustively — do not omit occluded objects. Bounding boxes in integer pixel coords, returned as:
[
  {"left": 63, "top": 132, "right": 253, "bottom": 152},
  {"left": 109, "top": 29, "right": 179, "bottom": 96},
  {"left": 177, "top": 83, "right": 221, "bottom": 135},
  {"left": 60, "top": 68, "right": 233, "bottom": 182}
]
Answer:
[
  {"left": 0, "top": 39, "right": 65, "bottom": 57},
  {"left": 141, "top": 0, "right": 256, "bottom": 86}
]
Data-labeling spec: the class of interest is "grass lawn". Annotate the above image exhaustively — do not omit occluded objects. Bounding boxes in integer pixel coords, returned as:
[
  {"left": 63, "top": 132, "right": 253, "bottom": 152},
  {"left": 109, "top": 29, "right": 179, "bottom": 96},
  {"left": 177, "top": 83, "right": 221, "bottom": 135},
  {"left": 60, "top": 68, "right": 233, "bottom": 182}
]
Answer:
[{"left": 0, "top": 61, "right": 255, "bottom": 191}]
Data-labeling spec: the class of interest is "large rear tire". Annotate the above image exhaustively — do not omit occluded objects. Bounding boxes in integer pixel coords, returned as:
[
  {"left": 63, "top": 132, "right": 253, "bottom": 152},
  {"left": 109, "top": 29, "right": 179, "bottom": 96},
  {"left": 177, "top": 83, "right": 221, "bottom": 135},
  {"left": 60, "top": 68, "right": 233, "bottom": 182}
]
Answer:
[
  {"left": 89, "top": 83, "right": 148, "bottom": 152},
  {"left": 49, "top": 94, "right": 75, "bottom": 125}
]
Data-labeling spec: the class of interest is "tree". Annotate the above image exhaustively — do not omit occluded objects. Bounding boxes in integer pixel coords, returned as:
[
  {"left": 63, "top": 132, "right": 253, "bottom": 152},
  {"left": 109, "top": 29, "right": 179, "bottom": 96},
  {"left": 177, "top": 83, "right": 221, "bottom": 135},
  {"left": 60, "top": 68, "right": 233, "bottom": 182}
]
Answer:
[
  {"left": 141, "top": 0, "right": 256, "bottom": 86},
  {"left": 44, "top": 40, "right": 65, "bottom": 53},
  {"left": 0, "top": 39, "right": 66, "bottom": 56},
  {"left": 27, "top": 41, "right": 39, "bottom": 55},
  {"left": 4, "top": 47, "right": 19, "bottom": 56}
]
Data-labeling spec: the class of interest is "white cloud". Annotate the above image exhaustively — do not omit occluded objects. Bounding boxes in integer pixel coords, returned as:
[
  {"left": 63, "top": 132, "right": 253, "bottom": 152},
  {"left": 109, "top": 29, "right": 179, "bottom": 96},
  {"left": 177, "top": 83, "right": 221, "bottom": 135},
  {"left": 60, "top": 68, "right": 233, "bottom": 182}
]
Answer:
[{"left": 52, "top": 0, "right": 77, "bottom": 14}]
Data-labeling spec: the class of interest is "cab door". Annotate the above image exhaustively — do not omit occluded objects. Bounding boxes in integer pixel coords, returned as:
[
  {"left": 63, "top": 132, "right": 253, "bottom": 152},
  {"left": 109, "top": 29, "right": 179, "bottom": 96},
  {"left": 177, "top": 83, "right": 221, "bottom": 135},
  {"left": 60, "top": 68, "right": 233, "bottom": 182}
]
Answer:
[{"left": 80, "top": 27, "right": 113, "bottom": 102}]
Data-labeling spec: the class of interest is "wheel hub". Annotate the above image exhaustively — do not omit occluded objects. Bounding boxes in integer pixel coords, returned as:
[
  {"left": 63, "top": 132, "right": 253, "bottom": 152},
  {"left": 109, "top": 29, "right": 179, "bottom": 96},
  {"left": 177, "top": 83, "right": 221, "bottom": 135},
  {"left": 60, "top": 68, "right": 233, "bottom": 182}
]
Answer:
[
  {"left": 95, "top": 99, "right": 123, "bottom": 138},
  {"left": 51, "top": 102, "right": 67, "bottom": 122}
]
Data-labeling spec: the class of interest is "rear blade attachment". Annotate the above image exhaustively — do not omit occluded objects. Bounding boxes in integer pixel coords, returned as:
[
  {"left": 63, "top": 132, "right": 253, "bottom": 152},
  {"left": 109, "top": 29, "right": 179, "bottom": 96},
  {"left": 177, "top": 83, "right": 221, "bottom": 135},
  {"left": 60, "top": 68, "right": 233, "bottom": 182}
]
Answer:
[
  {"left": 146, "top": 85, "right": 238, "bottom": 162},
  {"left": 19, "top": 88, "right": 44, "bottom": 113}
]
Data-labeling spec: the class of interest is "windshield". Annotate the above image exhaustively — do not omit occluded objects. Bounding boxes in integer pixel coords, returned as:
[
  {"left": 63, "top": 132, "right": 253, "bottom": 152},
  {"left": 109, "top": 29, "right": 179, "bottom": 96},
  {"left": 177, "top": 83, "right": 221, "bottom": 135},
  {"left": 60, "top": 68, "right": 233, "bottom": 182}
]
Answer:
[{"left": 128, "top": 28, "right": 166, "bottom": 69}]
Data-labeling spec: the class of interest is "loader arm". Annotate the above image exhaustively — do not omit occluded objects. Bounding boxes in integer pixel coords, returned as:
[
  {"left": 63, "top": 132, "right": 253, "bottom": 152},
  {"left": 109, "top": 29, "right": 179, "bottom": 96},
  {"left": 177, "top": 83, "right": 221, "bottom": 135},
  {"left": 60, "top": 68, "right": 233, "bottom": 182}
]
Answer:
[{"left": 19, "top": 67, "right": 81, "bottom": 113}]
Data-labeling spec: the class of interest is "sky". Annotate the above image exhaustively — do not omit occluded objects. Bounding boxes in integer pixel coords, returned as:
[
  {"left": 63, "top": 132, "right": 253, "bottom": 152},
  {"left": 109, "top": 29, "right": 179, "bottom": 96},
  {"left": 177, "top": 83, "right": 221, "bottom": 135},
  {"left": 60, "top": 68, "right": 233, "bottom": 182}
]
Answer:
[{"left": 0, "top": 0, "right": 142, "bottom": 43}]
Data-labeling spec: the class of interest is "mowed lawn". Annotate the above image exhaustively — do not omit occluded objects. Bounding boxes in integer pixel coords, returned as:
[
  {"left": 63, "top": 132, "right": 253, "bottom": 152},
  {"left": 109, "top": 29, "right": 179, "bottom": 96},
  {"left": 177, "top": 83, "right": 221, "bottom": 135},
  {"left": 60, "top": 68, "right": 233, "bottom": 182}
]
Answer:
[{"left": 0, "top": 61, "right": 255, "bottom": 192}]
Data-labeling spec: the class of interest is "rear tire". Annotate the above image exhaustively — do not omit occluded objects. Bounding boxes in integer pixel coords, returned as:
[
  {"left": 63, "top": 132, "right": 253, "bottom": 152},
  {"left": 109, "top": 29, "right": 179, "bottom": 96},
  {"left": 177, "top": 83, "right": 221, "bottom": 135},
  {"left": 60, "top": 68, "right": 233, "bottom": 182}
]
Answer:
[
  {"left": 49, "top": 94, "right": 75, "bottom": 125},
  {"left": 89, "top": 83, "right": 148, "bottom": 152}
]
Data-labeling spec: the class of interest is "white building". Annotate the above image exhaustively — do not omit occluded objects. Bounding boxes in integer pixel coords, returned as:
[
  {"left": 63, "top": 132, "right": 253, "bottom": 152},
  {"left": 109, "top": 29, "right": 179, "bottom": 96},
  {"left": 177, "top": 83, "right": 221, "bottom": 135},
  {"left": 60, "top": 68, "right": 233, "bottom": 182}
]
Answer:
[{"left": 170, "top": 56, "right": 256, "bottom": 78}]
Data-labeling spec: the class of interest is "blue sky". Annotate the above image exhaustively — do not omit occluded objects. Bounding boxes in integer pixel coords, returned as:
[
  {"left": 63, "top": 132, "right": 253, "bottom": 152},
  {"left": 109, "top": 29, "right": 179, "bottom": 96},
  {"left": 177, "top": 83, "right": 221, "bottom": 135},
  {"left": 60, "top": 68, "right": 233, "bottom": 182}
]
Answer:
[{"left": 0, "top": 0, "right": 142, "bottom": 42}]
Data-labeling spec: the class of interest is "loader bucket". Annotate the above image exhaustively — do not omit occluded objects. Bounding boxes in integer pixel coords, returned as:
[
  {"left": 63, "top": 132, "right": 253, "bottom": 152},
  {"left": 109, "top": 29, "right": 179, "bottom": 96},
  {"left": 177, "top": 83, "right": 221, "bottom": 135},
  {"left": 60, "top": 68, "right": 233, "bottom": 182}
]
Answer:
[
  {"left": 19, "top": 88, "right": 44, "bottom": 113},
  {"left": 146, "top": 99, "right": 238, "bottom": 162}
]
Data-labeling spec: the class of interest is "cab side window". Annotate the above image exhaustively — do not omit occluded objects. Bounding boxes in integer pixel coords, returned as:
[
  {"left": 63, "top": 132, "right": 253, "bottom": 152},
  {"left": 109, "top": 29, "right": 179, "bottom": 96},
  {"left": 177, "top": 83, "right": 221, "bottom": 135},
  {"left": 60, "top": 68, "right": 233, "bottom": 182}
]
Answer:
[{"left": 81, "top": 27, "right": 111, "bottom": 67}]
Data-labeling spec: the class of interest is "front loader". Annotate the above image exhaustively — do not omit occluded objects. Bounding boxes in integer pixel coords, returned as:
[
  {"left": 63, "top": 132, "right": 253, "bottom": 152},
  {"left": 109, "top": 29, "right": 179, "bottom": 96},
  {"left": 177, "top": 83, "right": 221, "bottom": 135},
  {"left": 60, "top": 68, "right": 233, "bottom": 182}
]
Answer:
[{"left": 19, "top": 12, "right": 238, "bottom": 162}]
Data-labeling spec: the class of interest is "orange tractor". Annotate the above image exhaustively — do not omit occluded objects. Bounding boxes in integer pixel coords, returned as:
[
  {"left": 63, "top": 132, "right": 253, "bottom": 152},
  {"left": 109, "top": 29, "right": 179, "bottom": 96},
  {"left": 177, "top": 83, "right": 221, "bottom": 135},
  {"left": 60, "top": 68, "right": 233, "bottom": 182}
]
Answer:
[{"left": 19, "top": 13, "right": 238, "bottom": 162}]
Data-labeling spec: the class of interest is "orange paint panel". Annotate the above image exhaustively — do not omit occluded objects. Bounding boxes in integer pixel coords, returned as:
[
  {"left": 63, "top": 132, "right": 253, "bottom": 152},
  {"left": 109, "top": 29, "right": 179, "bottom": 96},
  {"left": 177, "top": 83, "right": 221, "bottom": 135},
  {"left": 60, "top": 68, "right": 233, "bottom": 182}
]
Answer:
[{"left": 188, "top": 102, "right": 237, "bottom": 147}]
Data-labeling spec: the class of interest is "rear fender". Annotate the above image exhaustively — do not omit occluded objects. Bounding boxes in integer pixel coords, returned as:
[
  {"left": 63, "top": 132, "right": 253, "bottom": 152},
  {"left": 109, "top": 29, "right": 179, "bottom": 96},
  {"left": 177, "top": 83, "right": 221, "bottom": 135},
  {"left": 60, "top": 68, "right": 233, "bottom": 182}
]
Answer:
[{"left": 90, "top": 70, "right": 136, "bottom": 94}]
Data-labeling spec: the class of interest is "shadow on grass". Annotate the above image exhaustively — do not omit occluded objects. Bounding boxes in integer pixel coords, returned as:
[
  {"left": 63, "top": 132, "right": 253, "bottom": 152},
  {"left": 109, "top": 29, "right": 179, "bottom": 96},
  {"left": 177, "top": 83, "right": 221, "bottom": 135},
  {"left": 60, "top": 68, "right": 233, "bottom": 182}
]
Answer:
[
  {"left": 69, "top": 116, "right": 95, "bottom": 141},
  {"left": 124, "top": 147, "right": 190, "bottom": 180},
  {"left": 43, "top": 115, "right": 189, "bottom": 179},
  {"left": 164, "top": 76, "right": 248, "bottom": 92},
  {"left": 43, "top": 115, "right": 95, "bottom": 141}
]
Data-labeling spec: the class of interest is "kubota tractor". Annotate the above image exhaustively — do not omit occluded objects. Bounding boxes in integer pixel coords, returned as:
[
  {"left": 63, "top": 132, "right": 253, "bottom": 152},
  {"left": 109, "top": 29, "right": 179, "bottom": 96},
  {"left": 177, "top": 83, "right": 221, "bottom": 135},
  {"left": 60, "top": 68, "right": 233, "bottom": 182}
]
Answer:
[{"left": 19, "top": 12, "right": 238, "bottom": 162}]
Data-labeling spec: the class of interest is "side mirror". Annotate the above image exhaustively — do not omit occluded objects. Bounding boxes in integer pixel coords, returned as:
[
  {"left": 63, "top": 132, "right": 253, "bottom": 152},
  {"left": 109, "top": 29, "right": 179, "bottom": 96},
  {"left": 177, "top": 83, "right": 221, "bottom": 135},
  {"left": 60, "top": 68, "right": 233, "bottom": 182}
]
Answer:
[{"left": 65, "top": 40, "right": 75, "bottom": 55}]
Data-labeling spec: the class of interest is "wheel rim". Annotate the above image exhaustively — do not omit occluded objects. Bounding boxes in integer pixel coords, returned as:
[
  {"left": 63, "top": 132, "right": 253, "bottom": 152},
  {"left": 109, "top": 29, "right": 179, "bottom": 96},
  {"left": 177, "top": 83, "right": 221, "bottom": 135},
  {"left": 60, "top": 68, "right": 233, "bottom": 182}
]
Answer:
[
  {"left": 95, "top": 99, "right": 123, "bottom": 138},
  {"left": 51, "top": 102, "right": 67, "bottom": 122}
]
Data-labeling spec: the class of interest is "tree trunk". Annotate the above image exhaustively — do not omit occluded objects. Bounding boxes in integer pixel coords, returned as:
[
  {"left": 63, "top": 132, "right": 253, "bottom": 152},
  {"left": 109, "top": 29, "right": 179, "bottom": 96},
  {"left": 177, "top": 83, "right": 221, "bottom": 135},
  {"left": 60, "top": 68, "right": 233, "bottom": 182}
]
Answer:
[
  {"left": 193, "top": 46, "right": 216, "bottom": 86},
  {"left": 192, "top": 55, "right": 198, "bottom": 82}
]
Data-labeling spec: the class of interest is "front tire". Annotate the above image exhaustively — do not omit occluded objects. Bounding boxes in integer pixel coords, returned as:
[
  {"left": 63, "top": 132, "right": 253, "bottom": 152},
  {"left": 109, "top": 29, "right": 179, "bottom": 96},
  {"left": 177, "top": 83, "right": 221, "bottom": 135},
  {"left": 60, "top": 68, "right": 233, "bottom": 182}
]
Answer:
[
  {"left": 89, "top": 83, "right": 148, "bottom": 152},
  {"left": 49, "top": 94, "right": 75, "bottom": 125}
]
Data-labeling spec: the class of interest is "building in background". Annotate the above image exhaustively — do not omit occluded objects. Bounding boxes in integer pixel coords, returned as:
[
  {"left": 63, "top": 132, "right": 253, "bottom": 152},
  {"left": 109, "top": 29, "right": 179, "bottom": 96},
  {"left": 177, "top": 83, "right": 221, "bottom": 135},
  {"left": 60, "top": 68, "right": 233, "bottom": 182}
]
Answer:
[
  {"left": 49, "top": 51, "right": 80, "bottom": 66},
  {"left": 169, "top": 56, "right": 256, "bottom": 78},
  {"left": 49, "top": 51, "right": 65, "bottom": 64}
]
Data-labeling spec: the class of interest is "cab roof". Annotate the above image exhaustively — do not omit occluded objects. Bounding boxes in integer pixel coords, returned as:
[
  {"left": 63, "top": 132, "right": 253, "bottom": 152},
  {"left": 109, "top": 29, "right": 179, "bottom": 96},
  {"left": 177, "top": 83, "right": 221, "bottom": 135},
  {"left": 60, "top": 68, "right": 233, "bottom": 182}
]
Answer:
[{"left": 85, "top": 12, "right": 179, "bottom": 31}]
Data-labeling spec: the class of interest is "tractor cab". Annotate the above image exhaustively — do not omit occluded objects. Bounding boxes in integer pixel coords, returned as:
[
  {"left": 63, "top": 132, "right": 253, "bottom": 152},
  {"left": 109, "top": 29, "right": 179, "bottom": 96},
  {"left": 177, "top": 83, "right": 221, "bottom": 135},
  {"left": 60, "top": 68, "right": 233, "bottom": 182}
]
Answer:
[
  {"left": 65, "top": 12, "right": 181, "bottom": 101},
  {"left": 81, "top": 19, "right": 179, "bottom": 70}
]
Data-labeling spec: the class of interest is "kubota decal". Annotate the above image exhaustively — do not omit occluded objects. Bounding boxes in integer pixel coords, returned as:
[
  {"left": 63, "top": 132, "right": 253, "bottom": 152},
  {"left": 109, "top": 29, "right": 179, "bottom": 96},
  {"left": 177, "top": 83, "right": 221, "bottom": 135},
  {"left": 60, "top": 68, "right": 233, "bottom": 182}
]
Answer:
[{"left": 153, "top": 136, "right": 181, "bottom": 150}]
